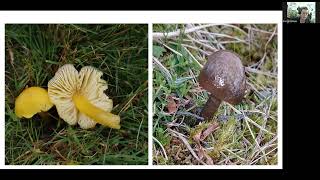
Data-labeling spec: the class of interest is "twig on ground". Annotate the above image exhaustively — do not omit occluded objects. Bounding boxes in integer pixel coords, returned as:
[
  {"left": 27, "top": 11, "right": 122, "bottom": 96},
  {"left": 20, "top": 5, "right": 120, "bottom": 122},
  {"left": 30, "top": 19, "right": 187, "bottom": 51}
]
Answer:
[
  {"left": 153, "top": 56, "right": 173, "bottom": 83},
  {"left": 168, "top": 41, "right": 211, "bottom": 56},
  {"left": 251, "top": 26, "right": 277, "bottom": 69},
  {"left": 244, "top": 25, "right": 278, "bottom": 35},
  {"left": 155, "top": 40, "right": 183, "bottom": 56},
  {"left": 223, "top": 147, "right": 247, "bottom": 163},
  {"left": 226, "top": 102, "right": 275, "bottom": 136},
  {"left": 176, "top": 111, "right": 204, "bottom": 121},
  {"left": 168, "top": 128, "right": 207, "bottom": 165},
  {"left": 181, "top": 45, "right": 204, "bottom": 68},
  {"left": 153, "top": 24, "right": 221, "bottom": 40},
  {"left": 186, "top": 34, "right": 218, "bottom": 52},
  {"left": 245, "top": 67, "right": 277, "bottom": 78},
  {"left": 153, "top": 136, "right": 168, "bottom": 161},
  {"left": 198, "top": 31, "right": 249, "bottom": 45}
]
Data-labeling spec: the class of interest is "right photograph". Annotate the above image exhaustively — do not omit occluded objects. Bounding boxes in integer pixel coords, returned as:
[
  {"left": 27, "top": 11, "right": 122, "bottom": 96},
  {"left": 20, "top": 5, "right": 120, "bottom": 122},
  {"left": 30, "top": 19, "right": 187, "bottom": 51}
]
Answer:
[{"left": 152, "top": 24, "right": 278, "bottom": 165}]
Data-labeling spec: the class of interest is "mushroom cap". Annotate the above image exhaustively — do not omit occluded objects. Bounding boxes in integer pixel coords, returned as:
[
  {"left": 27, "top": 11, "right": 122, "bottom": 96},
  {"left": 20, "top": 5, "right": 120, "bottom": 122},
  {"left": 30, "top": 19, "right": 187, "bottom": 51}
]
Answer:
[
  {"left": 15, "top": 87, "right": 54, "bottom": 118},
  {"left": 48, "top": 64, "right": 113, "bottom": 129},
  {"left": 199, "top": 50, "right": 246, "bottom": 104}
]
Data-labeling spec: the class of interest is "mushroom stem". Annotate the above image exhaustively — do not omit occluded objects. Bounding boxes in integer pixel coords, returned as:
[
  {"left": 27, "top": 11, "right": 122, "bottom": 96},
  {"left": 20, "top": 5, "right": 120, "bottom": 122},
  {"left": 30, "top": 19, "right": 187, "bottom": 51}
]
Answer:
[
  {"left": 72, "top": 93, "right": 120, "bottom": 129},
  {"left": 201, "top": 95, "right": 221, "bottom": 120}
]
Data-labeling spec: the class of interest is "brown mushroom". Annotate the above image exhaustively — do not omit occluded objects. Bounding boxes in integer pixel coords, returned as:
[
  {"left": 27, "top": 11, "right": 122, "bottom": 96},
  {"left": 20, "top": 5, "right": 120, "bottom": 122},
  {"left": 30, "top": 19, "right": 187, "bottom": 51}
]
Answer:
[{"left": 198, "top": 50, "right": 246, "bottom": 120}]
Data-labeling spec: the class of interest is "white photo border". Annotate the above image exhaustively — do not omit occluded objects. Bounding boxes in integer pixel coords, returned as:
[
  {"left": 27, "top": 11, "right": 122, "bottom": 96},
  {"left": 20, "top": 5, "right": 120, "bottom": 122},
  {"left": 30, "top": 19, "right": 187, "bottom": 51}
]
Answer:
[{"left": 0, "top": 11, "right": 282, "bottom": 169}]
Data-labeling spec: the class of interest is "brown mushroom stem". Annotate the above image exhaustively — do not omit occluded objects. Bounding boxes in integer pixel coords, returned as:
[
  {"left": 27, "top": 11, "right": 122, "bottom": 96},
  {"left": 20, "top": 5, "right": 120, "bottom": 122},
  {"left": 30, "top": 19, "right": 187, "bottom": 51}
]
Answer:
[{"left": 201, "top": 95, "right": 221, "bottom": 120}]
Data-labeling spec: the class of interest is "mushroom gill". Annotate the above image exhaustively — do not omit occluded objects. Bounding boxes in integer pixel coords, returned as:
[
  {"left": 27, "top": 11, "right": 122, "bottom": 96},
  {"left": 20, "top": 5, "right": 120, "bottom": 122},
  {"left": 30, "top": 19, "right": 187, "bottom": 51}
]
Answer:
[{"left": 48, "top": 64, "right": 120, "bottom": 129}]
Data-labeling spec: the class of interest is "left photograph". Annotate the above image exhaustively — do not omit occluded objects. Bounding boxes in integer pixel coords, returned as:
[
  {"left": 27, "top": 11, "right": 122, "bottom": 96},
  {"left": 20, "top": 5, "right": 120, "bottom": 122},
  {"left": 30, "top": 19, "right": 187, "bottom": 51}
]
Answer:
[{"left": 5, "top": 24, "right": 148, "bottom": 165}]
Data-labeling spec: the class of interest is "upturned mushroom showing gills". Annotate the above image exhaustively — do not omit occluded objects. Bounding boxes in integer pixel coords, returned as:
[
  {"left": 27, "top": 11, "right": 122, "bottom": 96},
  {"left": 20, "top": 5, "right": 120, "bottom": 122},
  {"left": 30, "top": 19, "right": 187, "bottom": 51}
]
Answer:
[
  {"left": 199, "top": 50, "right": 246, "bottom": 120},
  {"left": 48, "top": 64, "right": 120, "bottom": 129},
  {"left": 15, "top": 87, "right": 54, "bottom": 118}
]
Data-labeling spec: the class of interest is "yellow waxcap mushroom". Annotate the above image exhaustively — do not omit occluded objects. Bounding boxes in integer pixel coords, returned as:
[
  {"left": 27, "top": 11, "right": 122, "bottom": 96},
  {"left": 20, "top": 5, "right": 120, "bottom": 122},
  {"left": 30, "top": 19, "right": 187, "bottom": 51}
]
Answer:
[
  {"left": 48, "top": 64, "right": 120, "bottom": 129},
  {"left": 15, "top": 87, "right": 54, "bottom": 118}
]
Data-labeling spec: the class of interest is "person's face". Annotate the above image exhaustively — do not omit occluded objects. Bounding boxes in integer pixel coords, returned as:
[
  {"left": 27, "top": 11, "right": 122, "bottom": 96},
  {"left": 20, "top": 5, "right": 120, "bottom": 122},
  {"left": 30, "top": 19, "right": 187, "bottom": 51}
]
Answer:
[{"left": 300, "top": 9, "right": 309, "bottom": 20}]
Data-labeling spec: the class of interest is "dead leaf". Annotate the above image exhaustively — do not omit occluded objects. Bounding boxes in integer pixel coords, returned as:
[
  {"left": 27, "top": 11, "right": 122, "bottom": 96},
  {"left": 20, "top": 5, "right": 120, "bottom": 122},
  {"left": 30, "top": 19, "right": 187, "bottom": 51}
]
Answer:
[
  {"left": 192, "top": 122, "right": 220, "bottom": 165},
  {"left": 193, "top": 136, "right": 214, "bottom": 165},
  {"left": 8, "top": 47, "right": 14, "bottom": 65},
  {"left": 200, "top": 122, "right": 219, "bottom": 141},
  {"left": 167, "top": 95, "right": 178, "bottom": 114},
  {"left": 193, "top": 130, "right": 212, "bottom": 164}
]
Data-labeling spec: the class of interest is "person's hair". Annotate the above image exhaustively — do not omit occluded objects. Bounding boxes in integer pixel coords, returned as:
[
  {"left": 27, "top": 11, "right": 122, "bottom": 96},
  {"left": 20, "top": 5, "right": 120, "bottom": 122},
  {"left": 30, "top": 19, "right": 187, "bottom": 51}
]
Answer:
[{"left": 298, "top": 6, "right": 309, "bottom": 14}]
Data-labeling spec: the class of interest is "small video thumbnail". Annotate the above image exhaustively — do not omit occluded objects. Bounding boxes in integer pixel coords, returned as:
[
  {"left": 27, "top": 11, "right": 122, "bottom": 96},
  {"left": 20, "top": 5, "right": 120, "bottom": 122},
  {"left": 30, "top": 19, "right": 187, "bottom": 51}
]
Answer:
[{"left": 284, "top": 2, "right": 316, "bottom": 23}]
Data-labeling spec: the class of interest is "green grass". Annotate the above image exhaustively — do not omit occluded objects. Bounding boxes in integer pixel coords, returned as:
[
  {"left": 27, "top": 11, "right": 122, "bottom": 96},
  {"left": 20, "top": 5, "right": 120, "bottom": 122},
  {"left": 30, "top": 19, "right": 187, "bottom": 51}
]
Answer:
[
  {"left": 153, "top": 24, "right": 278, "bottom": 165},
  {"left": 5, "top": 24, "right": 148, "bottom": 165}
]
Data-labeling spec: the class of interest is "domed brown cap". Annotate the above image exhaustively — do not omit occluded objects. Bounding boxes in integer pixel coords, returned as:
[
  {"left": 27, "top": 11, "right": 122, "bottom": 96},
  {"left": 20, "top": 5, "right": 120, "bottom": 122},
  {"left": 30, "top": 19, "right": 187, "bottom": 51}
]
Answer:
[
  {"left": 199, "top": 50, "right": 246, "bottom": 104},
  {"left": 199, "top": 50, "right": 246, "bottom": 119}
]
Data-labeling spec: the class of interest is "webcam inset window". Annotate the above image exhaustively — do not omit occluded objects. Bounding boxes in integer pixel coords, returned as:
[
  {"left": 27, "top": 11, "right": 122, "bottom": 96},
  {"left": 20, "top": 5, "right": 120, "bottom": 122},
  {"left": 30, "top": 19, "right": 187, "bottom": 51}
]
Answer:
[{"left": 284, "top": 2, "right": 316, "bottom": 23}]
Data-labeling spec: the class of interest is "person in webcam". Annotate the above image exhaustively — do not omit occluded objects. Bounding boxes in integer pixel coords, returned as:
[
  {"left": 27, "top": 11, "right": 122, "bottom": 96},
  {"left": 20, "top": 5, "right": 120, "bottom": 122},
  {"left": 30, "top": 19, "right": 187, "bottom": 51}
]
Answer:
[{"left": 296, "top": 6, "right": 311, "bottom": 23}]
